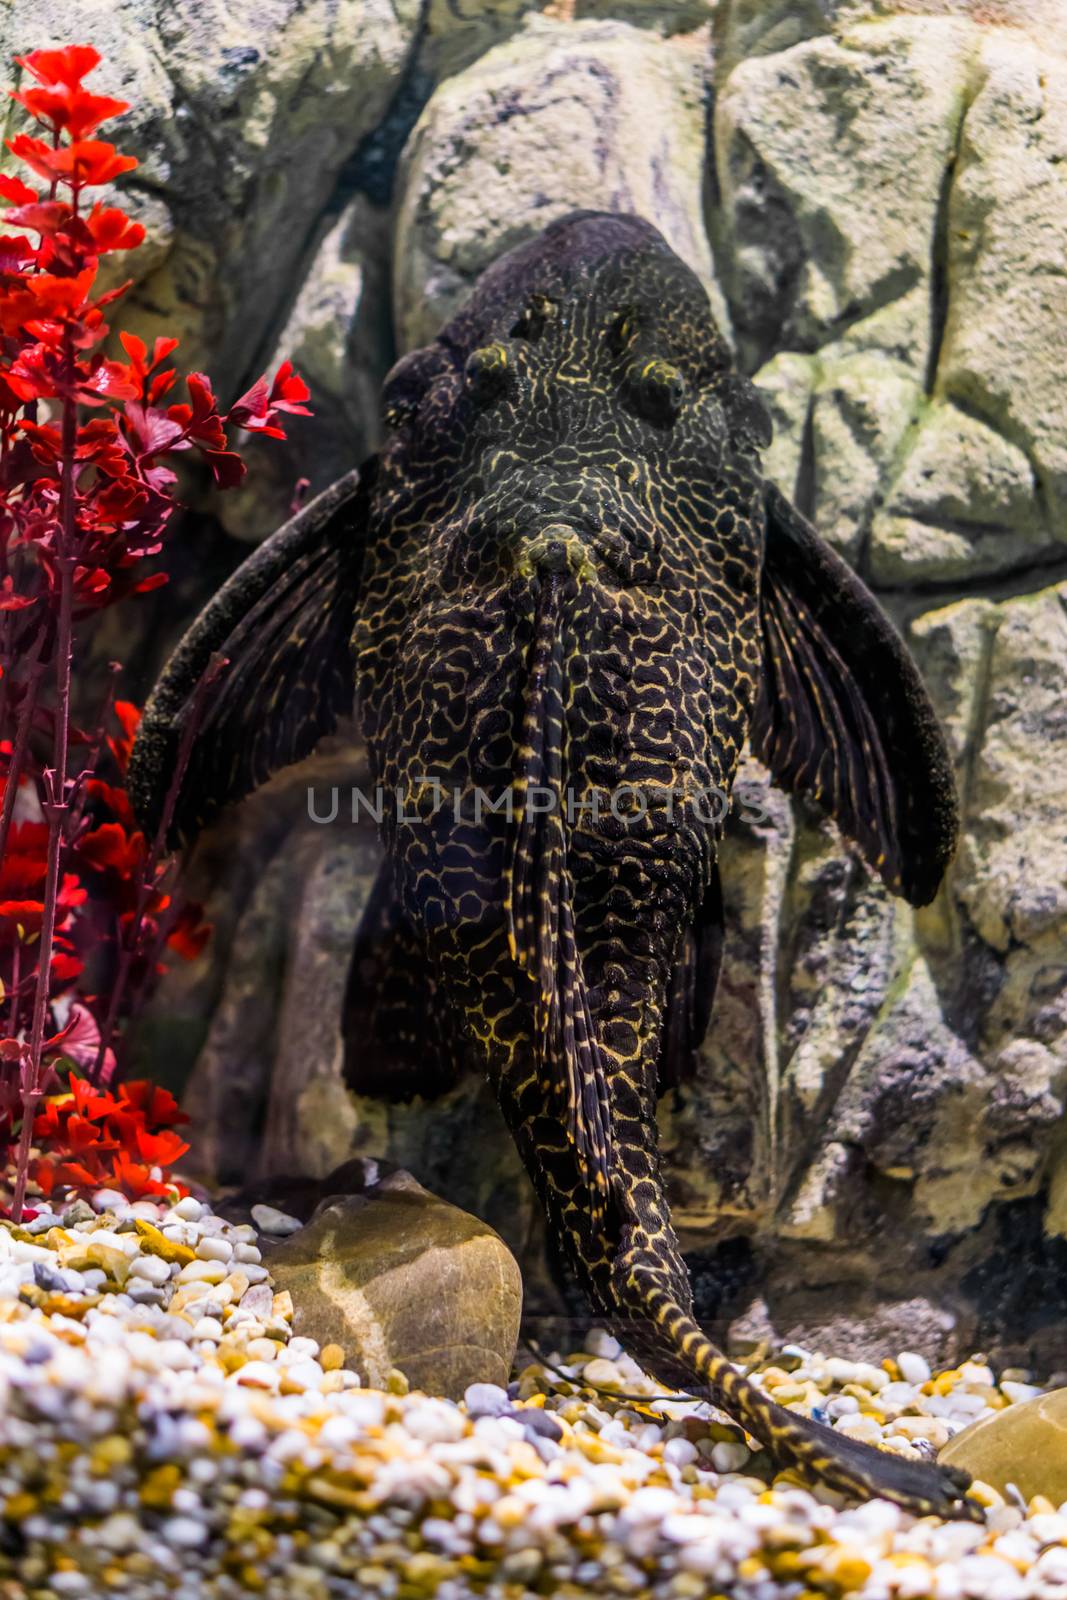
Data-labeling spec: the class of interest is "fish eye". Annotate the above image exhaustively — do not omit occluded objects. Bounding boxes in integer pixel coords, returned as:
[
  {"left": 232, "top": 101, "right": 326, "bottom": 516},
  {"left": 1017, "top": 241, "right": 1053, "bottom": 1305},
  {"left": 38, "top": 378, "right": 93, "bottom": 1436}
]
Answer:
[
  {"left": 465, "top": 342, "right": 511, "bottom": 402},
  {"left": 380, "top": 345, "right": 448, "bottom": 431},
  {"left": 607, "top": 308, "right": 639, "bottom": 354},
  {"left": 629, "top": 358, "right": 686, "bottom": 423}
]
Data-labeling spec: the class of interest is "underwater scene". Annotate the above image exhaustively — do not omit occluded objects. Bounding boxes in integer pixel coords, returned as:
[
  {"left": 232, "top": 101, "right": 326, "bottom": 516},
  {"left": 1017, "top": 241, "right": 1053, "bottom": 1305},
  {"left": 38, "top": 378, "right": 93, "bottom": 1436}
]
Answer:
[{"left": 0, "top": 0, "right": 1065, "bottom": 1595}]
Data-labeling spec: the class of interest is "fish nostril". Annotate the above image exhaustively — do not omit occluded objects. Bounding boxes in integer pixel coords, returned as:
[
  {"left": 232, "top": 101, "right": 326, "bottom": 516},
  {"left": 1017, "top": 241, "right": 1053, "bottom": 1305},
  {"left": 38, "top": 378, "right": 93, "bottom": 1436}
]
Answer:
[{"left": 539, "top": 540, "right": 568, "bottom": 575}]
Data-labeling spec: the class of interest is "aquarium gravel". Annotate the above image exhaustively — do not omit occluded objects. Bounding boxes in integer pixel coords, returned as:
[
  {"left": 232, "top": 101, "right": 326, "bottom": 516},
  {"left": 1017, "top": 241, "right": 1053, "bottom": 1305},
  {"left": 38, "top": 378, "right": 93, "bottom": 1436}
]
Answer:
[{"left": 0, "top": 1191, "right": 1061, "bottom": 1600}]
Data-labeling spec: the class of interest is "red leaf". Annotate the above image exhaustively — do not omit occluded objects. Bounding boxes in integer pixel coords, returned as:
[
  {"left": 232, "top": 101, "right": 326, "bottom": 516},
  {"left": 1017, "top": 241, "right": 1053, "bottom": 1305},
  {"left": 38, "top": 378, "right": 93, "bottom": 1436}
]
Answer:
[
  {"left": 75, "top": 820, "right": 145, "bottom": 877},
  {"left": 0, "top": 172, "right": 37, "bottom": 205},
  {"left": 0, "top": 576, "right": 35, "bottom": 612},
  {"left": 44, "top": 1002, "right": 106, "bottom": 1074},
  {"left": 177, "top": 371, "right": 227, "bottom": 448},
  {"left": 0, "top": 229, "right": 35, "bottom": 269},
  {"left": 3, "top": 199, "right": 71, "bottom": 237},
  {"left": 203, "top": 448, "right": 245, "bottom": 488},
  {"left": 11, "top": 85, "right": 129, "bottom": 142},
  {"left": 107, "top": 701, "right": 140, "bottom": 775},
  {"left": 166, "top": 901, "right": 212, "bottom": 961},
  {"left": 269, "top": 359, "right": 312, "bottom": 415},
  {"left": 79, "top": 356, "right": 139, "bottom": 404},
  {"left": 16, "top": 46, "right": 103, "bottom": 90},
  {"left": 86, "top": 205, "right": 144, "bottom": 252},
  {"left": 124, "top": 401, "right": 187, "bottom": 458},
  {"left": 133, "top": 571, "right": 168, "bottom": 594},
  {"left": 117, "top": 1081, "right": 187, "bottom": 1128},
  {"left": 228, "top": 374, "right": 270, "bottom": 431},
  {"left": 7, "top": 134, "right": 137, "bottom": 189}
]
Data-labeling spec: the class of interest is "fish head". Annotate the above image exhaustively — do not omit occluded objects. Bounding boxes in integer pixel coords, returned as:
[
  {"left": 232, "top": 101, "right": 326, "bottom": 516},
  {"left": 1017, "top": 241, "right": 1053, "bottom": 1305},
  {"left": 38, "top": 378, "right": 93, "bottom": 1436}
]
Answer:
[{"left": 372, "top": 210, "right": 770, "bottom": 602}]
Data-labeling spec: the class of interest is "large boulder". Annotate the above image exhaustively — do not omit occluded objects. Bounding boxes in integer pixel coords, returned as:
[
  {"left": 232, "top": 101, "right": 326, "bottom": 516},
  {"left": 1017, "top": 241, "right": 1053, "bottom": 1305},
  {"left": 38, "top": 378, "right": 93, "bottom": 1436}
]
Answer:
[
  {"left": 940, "top": 1387, "right": 1067, "bottom": 1502},
  {"left": 259, "top": 1167, "right": 523, "bottom": 1397}
]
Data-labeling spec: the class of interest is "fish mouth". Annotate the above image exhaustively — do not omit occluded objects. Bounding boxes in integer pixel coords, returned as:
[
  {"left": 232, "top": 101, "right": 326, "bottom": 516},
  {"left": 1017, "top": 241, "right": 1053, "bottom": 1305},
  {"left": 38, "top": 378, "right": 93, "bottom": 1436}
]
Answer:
[{"left": 517, "top": 524, "right": 597, "bottom": 583}]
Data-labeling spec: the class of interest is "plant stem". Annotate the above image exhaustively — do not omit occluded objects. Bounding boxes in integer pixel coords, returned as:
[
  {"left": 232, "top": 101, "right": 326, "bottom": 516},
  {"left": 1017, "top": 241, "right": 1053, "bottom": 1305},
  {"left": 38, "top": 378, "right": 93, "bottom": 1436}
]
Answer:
[
  {"left": 0, "top": 622, "right": 47, "bottom": 869},
  {"left": 10, "top": 335, "right": 78, "bottom": 1222}
]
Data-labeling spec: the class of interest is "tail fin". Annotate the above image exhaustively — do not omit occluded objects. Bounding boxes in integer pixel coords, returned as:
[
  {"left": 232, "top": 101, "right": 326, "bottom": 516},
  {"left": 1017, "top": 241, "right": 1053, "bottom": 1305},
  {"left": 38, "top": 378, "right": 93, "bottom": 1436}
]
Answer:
[{"left": 635, "top": 1276, "right": 982, "bottom": 1520}]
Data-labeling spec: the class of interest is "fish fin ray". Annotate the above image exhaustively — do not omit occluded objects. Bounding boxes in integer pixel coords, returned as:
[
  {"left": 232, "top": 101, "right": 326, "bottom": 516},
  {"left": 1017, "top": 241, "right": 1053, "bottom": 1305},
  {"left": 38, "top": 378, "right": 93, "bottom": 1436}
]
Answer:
[
  {"left": 128, "top": 463, "right": 376, "bottom": 847},
  {"left": 751, "top": 484, "right": 958, "bottom": 906},
  {"left": 342, "top": 857, "right": 463, "bottom": 1101},
  {"left": 659, "top": 862, "right": 725, "bottom": 1091}
]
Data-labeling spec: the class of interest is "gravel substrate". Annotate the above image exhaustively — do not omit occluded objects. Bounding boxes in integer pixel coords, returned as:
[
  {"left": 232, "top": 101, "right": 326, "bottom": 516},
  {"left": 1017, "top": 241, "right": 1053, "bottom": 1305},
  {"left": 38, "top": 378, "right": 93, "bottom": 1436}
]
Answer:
[{"left": 0, "top": 1189, "right": 1061, "bottom": 1599}]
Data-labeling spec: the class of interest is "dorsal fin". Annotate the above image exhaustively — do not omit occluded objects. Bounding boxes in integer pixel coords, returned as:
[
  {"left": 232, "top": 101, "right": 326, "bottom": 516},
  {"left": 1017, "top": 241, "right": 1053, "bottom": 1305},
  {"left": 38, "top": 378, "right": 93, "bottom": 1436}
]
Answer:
[{"left": 504, "top": 578, "right": 612, "bottom": 1214}]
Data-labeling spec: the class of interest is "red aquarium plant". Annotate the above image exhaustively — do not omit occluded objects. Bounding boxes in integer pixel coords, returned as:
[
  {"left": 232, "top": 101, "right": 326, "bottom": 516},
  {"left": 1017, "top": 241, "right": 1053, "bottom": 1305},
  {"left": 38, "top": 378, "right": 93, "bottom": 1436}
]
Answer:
[{"left": 0, "top": 45, "right": 311, "bottom": 1217}]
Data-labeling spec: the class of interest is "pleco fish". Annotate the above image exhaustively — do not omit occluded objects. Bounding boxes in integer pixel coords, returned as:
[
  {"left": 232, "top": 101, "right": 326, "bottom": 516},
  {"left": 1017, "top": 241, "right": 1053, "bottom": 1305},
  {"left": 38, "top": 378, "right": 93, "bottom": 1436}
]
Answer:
[{"left": 129, "top": 212, "right": 978, "bottom": 1519}]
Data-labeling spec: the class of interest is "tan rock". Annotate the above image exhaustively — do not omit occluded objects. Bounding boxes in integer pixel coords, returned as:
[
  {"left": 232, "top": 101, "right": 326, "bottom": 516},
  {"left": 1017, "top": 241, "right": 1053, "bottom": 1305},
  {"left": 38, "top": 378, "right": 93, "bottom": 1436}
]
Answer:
[
  {"left": 268, "top": 1172, "right": 522, "bottom": 1398},
  {"left": 393, "top": 18, "right": 719, "bottom": 351},
  {"left": 940, "top": 1389, "right": 1067, "bottom": 1501}
]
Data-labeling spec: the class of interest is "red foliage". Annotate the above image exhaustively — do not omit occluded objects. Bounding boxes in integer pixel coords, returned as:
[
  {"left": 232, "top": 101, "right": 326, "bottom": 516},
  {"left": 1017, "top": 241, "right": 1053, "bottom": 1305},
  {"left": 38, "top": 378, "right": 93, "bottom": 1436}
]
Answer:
[
  {"left": 29, "top": 1069, "right": 190, "bottom": 1200},
  {"left": 0, "top": 43, "right": 311, "bottom": 1212}
]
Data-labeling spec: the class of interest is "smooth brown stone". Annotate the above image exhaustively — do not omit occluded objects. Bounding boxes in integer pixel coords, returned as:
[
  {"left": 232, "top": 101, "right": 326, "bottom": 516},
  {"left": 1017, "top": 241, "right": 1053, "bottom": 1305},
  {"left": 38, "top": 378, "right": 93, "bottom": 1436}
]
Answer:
[
  {"left": 940, "top": 1389, "right": 1067, "bottom": 1500},
  {"left": 267, "top": 1170, "right": 522, "bottom": 1398}
]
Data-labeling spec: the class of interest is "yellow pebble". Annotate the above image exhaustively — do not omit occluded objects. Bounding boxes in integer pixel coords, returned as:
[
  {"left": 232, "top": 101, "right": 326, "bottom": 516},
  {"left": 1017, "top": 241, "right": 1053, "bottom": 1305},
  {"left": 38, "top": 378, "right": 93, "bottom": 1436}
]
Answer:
[
  {"left": 3, "top": 1493, "right": 36, "bottom": 1520},
  {"left": 272, "top": 1291, "right": 293, "bottom": 1321},
  {"left": 320, "top": 1343, "right": 345, "bottom": 1371},
  {"left": 491, "top": 1495, "right": 527, "bottom": 1529},
  {"left": 132, "top": 1219, "right": 195, "bottom": 1265},
  {"left": 320, "top": 1370, "right": 345, "bottom": 1395},
  {"left": 91, "top": 1436, "right": 133, "bottom": 1474},
  {"left": 139, "top": 1464, "right": 181, "bottom": 1510},
  {"left": 825, "top": 1549, "right": 873, "bottom": 1590}
]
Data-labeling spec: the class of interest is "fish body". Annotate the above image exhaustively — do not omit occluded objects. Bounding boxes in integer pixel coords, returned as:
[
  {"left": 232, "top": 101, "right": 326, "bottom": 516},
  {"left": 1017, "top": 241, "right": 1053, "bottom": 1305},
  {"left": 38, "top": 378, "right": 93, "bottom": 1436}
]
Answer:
[{"left": 130, "top": 212, "right": 975, "bottom": 1518}]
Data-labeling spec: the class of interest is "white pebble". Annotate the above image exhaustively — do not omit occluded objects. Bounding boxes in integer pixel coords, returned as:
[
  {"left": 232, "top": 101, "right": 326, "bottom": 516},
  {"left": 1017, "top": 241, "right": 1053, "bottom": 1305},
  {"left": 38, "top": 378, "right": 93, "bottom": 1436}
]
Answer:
[
  {"left": 178, "top": 1260, "right": 227, "bottom": 1284},
  {"left": 711, "top": 1440, "right": 750, "bottom": 1472},
  {"left": 171, "top": 1196, "right": 204, "bottom": 1221},
  {"left": 286, "top": 1336, "right": 320, "bottom": 1360},
  {"left": 161, "top": 1515, "right": 208, "bottom": 1549},
  {"left": 464, "top": 1383, "right": 510, "bottom": 1417},
  {"left": 127, "top": 1255, "right": 171, "bottom": 1287},
  {"left": 663, "top": 1437, "right": 698, "bottom": 1468},
  {"left": 898, "top": 1350, "right": 932, "bottom": 1385},
  {"left": 250, "top": 1204, "right": 302, "bottom": 1237},
  {"left": 235, "top": 1362, "right": 280, "bottom": 1390},
  {"left": 283, "top": 1360, "right": 325, "bottom": 1390},
  {"left": 195, "top": 1237, "right": 233, "bottom": 1263}
]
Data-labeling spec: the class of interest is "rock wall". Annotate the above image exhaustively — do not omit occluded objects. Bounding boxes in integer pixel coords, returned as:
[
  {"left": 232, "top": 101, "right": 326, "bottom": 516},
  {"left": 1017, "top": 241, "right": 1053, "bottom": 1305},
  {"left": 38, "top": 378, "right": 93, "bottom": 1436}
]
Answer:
[{"left": 5, "top": 0, "right": 1066, "bottom": 1364}]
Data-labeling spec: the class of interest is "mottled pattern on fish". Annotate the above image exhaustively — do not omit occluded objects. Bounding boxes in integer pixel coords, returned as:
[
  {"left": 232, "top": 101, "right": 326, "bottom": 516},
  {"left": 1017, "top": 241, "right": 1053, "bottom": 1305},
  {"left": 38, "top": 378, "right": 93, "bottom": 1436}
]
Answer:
[{"left": 129, "top": 212, "right": 974, "bottom": 1519}]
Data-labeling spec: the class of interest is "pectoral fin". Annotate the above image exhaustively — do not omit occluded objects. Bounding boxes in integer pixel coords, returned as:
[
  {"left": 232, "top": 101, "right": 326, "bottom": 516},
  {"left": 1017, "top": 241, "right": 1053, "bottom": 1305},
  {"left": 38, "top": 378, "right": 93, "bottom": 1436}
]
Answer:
[
  {"left": 128, "top": 462, "right": 376, "bottom": 847},
  {"left": 751, "top": 484, "right": 958, "bottom": 906}
]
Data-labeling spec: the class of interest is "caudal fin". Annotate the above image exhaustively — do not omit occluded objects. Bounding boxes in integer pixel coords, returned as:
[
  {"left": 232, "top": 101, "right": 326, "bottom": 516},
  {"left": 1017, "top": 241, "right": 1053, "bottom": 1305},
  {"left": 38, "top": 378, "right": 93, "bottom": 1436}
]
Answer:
[{"left": 636, "top": 1277, "right": 983, "bottom": 1520}]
